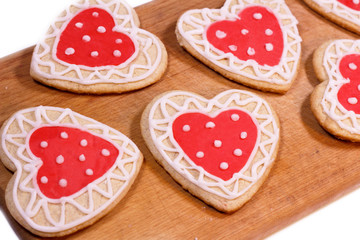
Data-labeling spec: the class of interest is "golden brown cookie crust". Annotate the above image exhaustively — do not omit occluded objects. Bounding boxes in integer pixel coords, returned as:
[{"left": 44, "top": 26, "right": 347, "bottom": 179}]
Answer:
[
  {"left": 30, "top": 0, "right": 168, "bottom": 94},
  {"left": 0, "top": 107, "right": 143, "bottom": 236},
  {"left": 311, "top": 40, "right": 360, "bottom": 142},
  {"left": 141, "top": 90, "right": 280, "bottom": 212}
]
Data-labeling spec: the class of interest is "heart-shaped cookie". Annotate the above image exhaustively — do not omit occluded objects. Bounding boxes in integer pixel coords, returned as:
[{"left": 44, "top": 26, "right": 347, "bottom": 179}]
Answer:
[
  {"left": 303, "top": 0, "right": 360, "bottom": 35},
  {"left": 0, "top": 106, "right": 142, "bottom": 237},
  {"left": 311, "top": 39, "right": 360, "bottom": 141},
  {"left": 141, "top": 90, "right": 280, "bottom": 212},
  {"left": 176, "top": 0, "right": 302, "bottom": 93},
  {"left": 30, "top": 0, "right": 167, "bottom": 94}
]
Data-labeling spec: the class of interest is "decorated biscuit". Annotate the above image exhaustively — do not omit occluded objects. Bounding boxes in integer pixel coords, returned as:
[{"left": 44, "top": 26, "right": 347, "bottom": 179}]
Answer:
[
  {"left": 302, "top": 0, "right": 360, "bottom": 35},
  {"left": 141, "top": 90, "right": 280, "bottom": 212},
  {"left": 0, "top": 106, "right": 142, "bottom": 237},
  {"left": 30, "top": 0, "right": 167, "bottom": 94},
  {"left": 311, "top": 39, "right": 360, "bottom": 141},
  {"left": 176, "top": 0, "right": 302, "bottom": 93}
]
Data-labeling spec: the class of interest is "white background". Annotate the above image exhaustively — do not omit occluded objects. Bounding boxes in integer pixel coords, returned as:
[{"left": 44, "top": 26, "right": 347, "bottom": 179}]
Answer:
[{"left": 1, "top": 0, "right": 360, "bottom": 239}]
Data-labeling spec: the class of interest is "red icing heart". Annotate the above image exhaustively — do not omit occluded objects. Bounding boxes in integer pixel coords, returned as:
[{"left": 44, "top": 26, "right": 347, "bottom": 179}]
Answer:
[
  {"left": 206, "top": 6, "right": 284, "bottom": 66},
  {"left": 337, "top": 54, "right": 360, "bottom": 114},
  {"left": 337, "top": 0, "right": 360, "bottom": 11},
  {"left": 29, "top": 126, "right": 120, "bottom": 199},
  {"left": 56, "top": 7, "right": 136, "bottom": 67},
  {"left": 172, "top": 109, "right": 258, "bottom": 181}
]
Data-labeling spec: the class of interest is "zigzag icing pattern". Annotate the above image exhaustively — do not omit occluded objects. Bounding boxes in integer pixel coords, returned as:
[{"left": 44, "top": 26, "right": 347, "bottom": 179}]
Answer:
[
  {"left": 321, "top": 39, "right": 360, "bottom": 134},
  {"left": 148, "top": 90, "right": 279, "bottom": 199},
  {"left": 1, "top": 106, "right": 140, "bottom": 232},
  {"left": 311, "top": 0, "right": 360, "bottom": 25},
  {"left": 177, "top": 0, "right": 302, "bottom": 85},
  {"left": 31, "top": 0, "right": 162, "bottom": 84}
]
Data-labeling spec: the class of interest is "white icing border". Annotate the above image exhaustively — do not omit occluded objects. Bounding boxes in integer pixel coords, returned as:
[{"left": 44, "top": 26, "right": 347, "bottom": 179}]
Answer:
[
  {"left": 1, "top": 106, "right": 141, "bottom": 232},
  {"left": 31, "top": 0, "right": 163, "bottom": 85},
  {"left": 176, "top": 0, "right": 302, "bottom": 85},
  {"left": 321, "top": 39, "right": 360, "bottom": 134},
  {"left": 148, "top": 90, "right": 279, "bottom": 199},
  {"left": 311, "top": 0, "right": 360, "bottom": 26}
]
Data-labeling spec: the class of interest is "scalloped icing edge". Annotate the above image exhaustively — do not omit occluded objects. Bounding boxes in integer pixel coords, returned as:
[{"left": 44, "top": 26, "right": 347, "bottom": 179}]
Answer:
[
  {"left": 0, "top": 106, "right": 142, "bottom": 236},
  {"left": 319, "top": 39, "right": 360, "bottom": 135},
  {"left": 31, "top": 0, "right": 165, "bottom": 85},
  {"left": 176, "top": 0, "right": 302, "bottom": 90},
  {"left": 143, "top": 90, "right": 279, "bottom": 208}
]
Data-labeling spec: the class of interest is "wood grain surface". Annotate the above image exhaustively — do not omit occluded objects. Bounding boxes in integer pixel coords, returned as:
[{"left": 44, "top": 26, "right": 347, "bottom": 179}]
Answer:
[{"left": 0, "top": 0, "right": 359, "bottom": 239}]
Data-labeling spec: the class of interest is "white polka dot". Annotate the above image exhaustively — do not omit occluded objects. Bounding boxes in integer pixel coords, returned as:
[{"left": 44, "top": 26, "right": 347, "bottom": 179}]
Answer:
[
  {"left": 113, "top": 50, "right": 121, "bottom": 57},
  {"left": 265, "top": 29, "right": 273, "bottom": 36},
  {"left": 231, "top": 114, "right": 240, "bottom": 121},
  {"left": 353, "top": 0, "right": 359, "bottom": 4},
  {"left": 59, "top": 179, "right": 67, "bottom": 187},
  {"left": 75, "top": 22, "right": 83, "bottom": 28},
  {"left": 220, "top": 162, "right": 229, "bottom": 170},
  {"left": 102, "top": 149, "right": 110, "bottom": 156},
  {"left": 348, "top": 97, "right": 358, "bottom": 105},
  {"left": 196, "top": 151, "right": 204, "bottom": 158},
  {"left": 41, "top": 176, "right": 48, "bottom": 184},
  {"left": 358, "top": 85, "right": 360, "bottom": 91},
  {"left": 205, "top": 121, "right": 215, "bottom": 129},
  {"left": 86, "top": 169, "right": 94, "bottom": 176},
  {"left": 253, "top": 13, "right": 262, "bottom": 20},
  {"left": 241, "top": 29, "right": 249, "bottom": 35},
  {"left": 240, "top": 132, "right": 248, "bottom": 139},
  {"left": 56, "top": 155, "right": 64, "bottom": 164},
  {"left": 182, "top": 125, "right": 190, "bottom": 132},
  {"left": 349, "top": 63, "right": 358, "bottom": 70},
  {"left": 216, "top": 30, "right": 227, "bottom": 39},
  {"left": 65, "top": 48, "right": 75, "bottom": 55},
  {"left": 60, "top": 132, "right": 68, "bottom": 139},
  {"left": 247, "top": 47, "right": 255, "bottom": 56},
  {"left": 115, "top": 39, "right": 123, "bottom": 44},
  {"left": 214, "top": 140, "right": 222, "bottom": 148},
  {"left": 79, "top": 154, "right": 86, "bottom": 161},
  {"left": 265, "top": 43, "right": 274, "bottom": 52},
  {"left": 229, "top": 45, "right": 237, "bottom": 51},
  {"left": 92, "top": 12, "right": 99, "bottom": 17},
  {"left": 82, "top": 35, "right": 91, "bottom": 42},
  {"left": 233, "top": 149, "right": 243, "bottom": 156},
  {"left": 80, "top": 139, "right": 88, "bottom": 147},
  {"left": 91, "top": 51, "right": 99, "bottom": 57},
  {"left": 97, "top": 26, "right": 106, "bottom": 33},
  {"left": 40, "top": 141, "right": 48, "bottom": 148}
]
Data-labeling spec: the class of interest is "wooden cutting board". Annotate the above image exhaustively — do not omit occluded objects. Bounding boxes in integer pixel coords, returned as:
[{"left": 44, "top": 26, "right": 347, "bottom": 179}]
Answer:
[{"left": 0, "top": 0, "right": 359, "bottom": 239}]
